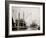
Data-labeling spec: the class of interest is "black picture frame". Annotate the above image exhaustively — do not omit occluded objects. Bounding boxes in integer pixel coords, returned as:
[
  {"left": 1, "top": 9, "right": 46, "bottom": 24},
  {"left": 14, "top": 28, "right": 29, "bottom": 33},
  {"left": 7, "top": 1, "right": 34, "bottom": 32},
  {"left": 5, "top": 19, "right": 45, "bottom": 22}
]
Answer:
[{"left": 5, "top": 1, "right": 45, "bottom": 37}]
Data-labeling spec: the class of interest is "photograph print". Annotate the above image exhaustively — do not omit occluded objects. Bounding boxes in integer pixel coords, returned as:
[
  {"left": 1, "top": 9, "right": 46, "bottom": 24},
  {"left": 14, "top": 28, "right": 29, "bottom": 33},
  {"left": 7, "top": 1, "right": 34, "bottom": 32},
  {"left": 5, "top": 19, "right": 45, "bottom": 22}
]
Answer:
[
  {"left": 6, "top": 1, "right": 45, "bottom": 37},
  {"left": 12, "top": 6, "right": 40, "bottom": 31}
]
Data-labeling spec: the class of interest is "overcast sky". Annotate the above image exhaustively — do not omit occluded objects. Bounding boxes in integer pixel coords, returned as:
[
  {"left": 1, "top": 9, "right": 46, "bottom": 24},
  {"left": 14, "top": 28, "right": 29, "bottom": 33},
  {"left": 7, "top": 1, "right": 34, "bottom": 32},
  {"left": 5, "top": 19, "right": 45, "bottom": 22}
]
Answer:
[{"left": 12, "top": 7, "right": 40, "bottom": 26}]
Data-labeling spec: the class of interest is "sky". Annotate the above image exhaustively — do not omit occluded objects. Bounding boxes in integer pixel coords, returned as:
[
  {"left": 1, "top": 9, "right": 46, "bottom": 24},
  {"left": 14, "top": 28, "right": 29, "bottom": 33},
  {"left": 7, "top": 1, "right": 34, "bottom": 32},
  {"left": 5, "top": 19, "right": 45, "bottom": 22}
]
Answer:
[{"left": 12, "top": 7, "right": 40, "bottom": 26}]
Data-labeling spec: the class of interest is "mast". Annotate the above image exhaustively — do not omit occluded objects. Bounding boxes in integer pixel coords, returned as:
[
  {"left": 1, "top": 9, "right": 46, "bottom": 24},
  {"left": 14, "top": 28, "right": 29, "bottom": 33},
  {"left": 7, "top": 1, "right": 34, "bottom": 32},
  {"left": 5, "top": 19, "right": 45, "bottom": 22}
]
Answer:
[
  {"left": 23, "top": 11, "right": 24, "bottom": 28},
  {"left": 23, "top": 11, "right": 24, "bottom": 20},
  {"left": 17, "top": 12, "right": 20, "bottom": 30}
]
